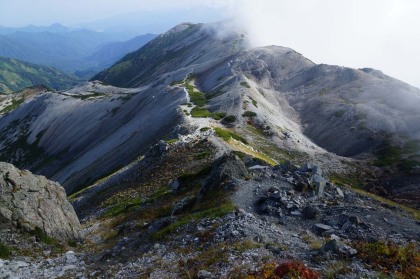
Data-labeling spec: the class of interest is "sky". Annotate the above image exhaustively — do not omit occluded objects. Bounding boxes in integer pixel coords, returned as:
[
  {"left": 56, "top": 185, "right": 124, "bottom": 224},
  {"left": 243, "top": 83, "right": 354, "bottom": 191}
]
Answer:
[{"left": 0, "top": 0, "right": 419, "bottom": 87}]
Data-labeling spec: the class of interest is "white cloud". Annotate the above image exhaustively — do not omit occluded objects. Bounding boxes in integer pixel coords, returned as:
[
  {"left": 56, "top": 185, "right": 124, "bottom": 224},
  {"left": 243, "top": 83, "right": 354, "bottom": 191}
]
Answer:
[{"left": 227, "top": 0, "right": 420, "bottom": 87}]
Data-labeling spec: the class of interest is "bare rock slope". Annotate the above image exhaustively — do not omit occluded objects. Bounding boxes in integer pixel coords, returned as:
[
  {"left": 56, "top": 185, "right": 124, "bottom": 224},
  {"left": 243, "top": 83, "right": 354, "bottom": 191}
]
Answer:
[{"left": 0, "top": 162, "right": 81, "bottom": 240}]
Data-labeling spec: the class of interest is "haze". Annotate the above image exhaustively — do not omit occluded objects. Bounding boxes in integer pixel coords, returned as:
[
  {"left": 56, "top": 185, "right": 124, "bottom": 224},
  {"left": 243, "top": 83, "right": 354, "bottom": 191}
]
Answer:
[{"left": 0, "top": 0, "right": 419, "bottom": 88}]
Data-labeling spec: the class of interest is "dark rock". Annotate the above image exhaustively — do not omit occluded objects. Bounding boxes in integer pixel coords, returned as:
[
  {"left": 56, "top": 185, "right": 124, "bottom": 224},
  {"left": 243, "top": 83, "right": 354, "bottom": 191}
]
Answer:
[
  {"left": 168, "top": 178, "right": 181, "bottom": 192},
  {"left": 294, "top": 181, "right": 308, "bottom": 192},
  {"left": 314, "top": 223, "right": 333, "bottom": 234},
  {"left": 302, "top": 206, "right": 318, "bottom": 219},
  {"left": 312, "top": 165, "right": 322, "bottom": 176},
  {"left": 172, "top": 196, "right": 196, "bottom": 216},
  {"left": 198, "top": 153, "right": 248, "bottom": 201},
  {"left": 147, "top": 217, "right": 173, "bottom": 233}
]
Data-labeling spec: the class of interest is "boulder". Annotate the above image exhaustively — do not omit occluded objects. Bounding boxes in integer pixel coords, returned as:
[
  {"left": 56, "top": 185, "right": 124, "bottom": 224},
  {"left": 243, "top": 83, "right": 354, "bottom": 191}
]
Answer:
[
  {"left": 313, "top": 174, "right": 325, "bottom": 196},
  {"left": 302, "top": 206, "right": 318, "bottom": 219},
  {"left": 319, "top": 239, "right": 357, "bottom": 256},
  {"left": 198, "top": 153, "right": 248, "bottom": 200},
  {"left": 0, "top": 162, "right": 81, "bottom": 241}
]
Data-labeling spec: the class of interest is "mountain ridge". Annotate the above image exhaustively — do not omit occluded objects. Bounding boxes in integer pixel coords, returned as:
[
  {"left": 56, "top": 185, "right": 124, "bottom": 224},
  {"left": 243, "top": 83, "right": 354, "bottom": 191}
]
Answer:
[{"left": 0, "top": 21, "right": 419, "bottom": 278}]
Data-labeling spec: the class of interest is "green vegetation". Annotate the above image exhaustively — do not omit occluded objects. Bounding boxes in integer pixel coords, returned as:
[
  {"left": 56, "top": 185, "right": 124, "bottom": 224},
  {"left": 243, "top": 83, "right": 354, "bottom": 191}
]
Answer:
[
  {"left": 0, "top": 98, "right": 24, "bottom": 114},
  {"left": 329, "top": 172, "right": 420, "bottom": 220},
  {"left": 170, "top": 79, "right": 184, "bottom": 86},
  {"left": 103, "top": 187, "right": 172, "bottom": 218},
  {"left": 242, "top": 111, "right": 257, "bottom": 117},
  {"left": 152, "top": 201, "right": 235, "bottom": 239},
  {"left": 165, "top": 138, "right": 178, "bottom": 144},
  {"left": 194, "top": 152, "right": 210, "bottom": 160},
  {"left": 319, "top": 88, "right": 328, "bottom": 95},
  {"left": 32, "top": 227, "right": 58, "bottom": 245},
  {"left": 353, "top": 241, "right": 419, "bottom": 278},
  {"left": 111, "top": 107, "right": 120, "bottom": 115},
  {"left": 240, "top": 81, "right": 250, "bottom": 88},
  {"left": 329, "top": 172, "right": 364, "bottom": 189},
  {"left": 322, "top": 261, "right": 351, "bottom": 279},
  {"left": 0, "top": 241, "right": 11, "bottom": 259},
  {"left": 0, "top": 56, "right": 79, "bottom": 93},
  {"left": 212, "top": 112, "right": 226, "bottom": 120},
  {"left": 334, "top": 110, "right": 346, "bottom": 118},
  {"left": 190, "top": 107, "right": 213, "bottom": 118},
  {"left": 200, "top": 127, "right": 211, "bottom": 132},
  {"left": 222, "top": 115, "right": 236, "bottom": 123},
  {"left": 73, "top": 92, "right": 106, "bottom": 100},
  {"left": 186, "top": 83, "right": 207, "bottom": 107},
  {"left": 374, "top": 140, "right": 402, "bottom": 167},
  {"left": 232, "top": 240, "right": 263, "bottom": 252},
  {"left": 103, "top": 197, "right": 144, "bottom": 217},
  {"left": 248, "top": 96, "right": 258, "bottom": 107},
  {"left": 403, "top": 139, "right": 420, "bottom": 154},
  {"left": 214, "top": 127, "right": 248, "bottom": 144}
]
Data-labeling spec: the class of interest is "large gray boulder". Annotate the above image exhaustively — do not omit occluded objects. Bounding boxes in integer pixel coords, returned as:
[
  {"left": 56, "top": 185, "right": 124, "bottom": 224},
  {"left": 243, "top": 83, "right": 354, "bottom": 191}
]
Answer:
[{"left": 0, "top": 162, "right": 81, "bottom": 241}]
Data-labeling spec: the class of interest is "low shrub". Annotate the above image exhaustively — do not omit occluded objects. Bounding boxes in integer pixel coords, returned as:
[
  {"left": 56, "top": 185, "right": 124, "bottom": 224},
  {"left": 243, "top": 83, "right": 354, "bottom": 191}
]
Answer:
[
  {"left": 354, "top": 240, "right": 419, "bottom": 278},
  {"left": 242, "top": 111, "right": 257, "bottom": 117},
  {"left": 0, "top": 241, "right": 11, "bottom": 259},
  {"left": 222, "top": 115, "right": 236, "bottom": 123}
]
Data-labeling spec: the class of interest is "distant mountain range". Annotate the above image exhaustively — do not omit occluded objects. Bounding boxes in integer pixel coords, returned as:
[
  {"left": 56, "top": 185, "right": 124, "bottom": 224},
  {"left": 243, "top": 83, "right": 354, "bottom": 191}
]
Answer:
[
  {"left": 0, "top": 23, "right": 69, "bottom": 34},
  {"left": 0, "top": 56, "right": 80, "bottom": 93},
  {"left": 0, "top": 26, "right": 156, "bottom": 78}
]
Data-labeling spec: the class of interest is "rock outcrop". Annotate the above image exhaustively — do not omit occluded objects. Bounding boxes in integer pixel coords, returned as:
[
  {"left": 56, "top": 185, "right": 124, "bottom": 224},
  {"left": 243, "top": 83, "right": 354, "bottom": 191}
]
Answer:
[{"left": 0, "top": 162, "right": 81, "bottom": 240}]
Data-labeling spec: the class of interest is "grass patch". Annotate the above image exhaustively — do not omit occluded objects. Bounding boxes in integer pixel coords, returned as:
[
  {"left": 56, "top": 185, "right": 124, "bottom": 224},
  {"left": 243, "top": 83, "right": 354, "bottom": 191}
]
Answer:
[
  {"left": 334, "top": 110, "right": 346, "bottom": 118},
  {"left": 200, "top": 127, "right": 211, "bottom": 132},
  {"left": 249, "top": 96, "right": 258, "bottom": 107},
  {"left": 194, "top": 152, "right": 211, "bottom": 160},
  {"left": 301, "top": 233, "right": 324, "bottom": 250},
  {"left": 1, "top": 98, "right": 24, "bottom": 114},
  {"left": 165, "top": 138, "right": 178, "bottom": 144},
  {"left": 329, "top": 172, "right": 420, "bottom": 220},
  {"left": 242, "top": 111, "right": 257, "bottom": 117},
  {"left": 214, "top": 127, "right": 248, "bottom": 144},
  {"left": 170, "top": 79, "right": 184, "bottom": 86},
  {"left": 103, "top": 197, "right": 144, "bottom": 217},
  {"left": 212, "top": 112, "right": 226, "bottom": 120},
  {"left": 103, "top": 187, "right": 173, "bottom": 218},
  {"left": 398, "top": 159, "right": 420, "bottom": 171},
  {"left": 0, "top": 241, "right": 11, "bottom": 259},
  {"left": 74, "top": 92, "right": 106, "bottom": 100},
  {"left": 329, "top": 172, "right": 364, "bottom": 189},
  {"left": 190, "top": 107, "right": 213, "bottom": 118},
  {"left": 232, "top": 240, "right": 263, "bottom": 252},
  {"left": 322, "top": 261, "right": 352, "bottom": 279},
  {"left": 403, "top": 139, "right": 420, "bottom": 154},
  {"left": 240, "top": 81, "right": 250, "bottom": 88},
  {"left": 353, "top": 241, "right": 419, "bottom": 278},
  {"left": 186, "top": 83, "right": 207, "bottom": 107},
  {"left": 32, "top": 227, "right": 59, "bottom": 245},
  {"left": 152, "top": 201, "right": 235, "bottom": 239},
  {"left": 373, "top": 140, "right": 402, "bottom": 167}
]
